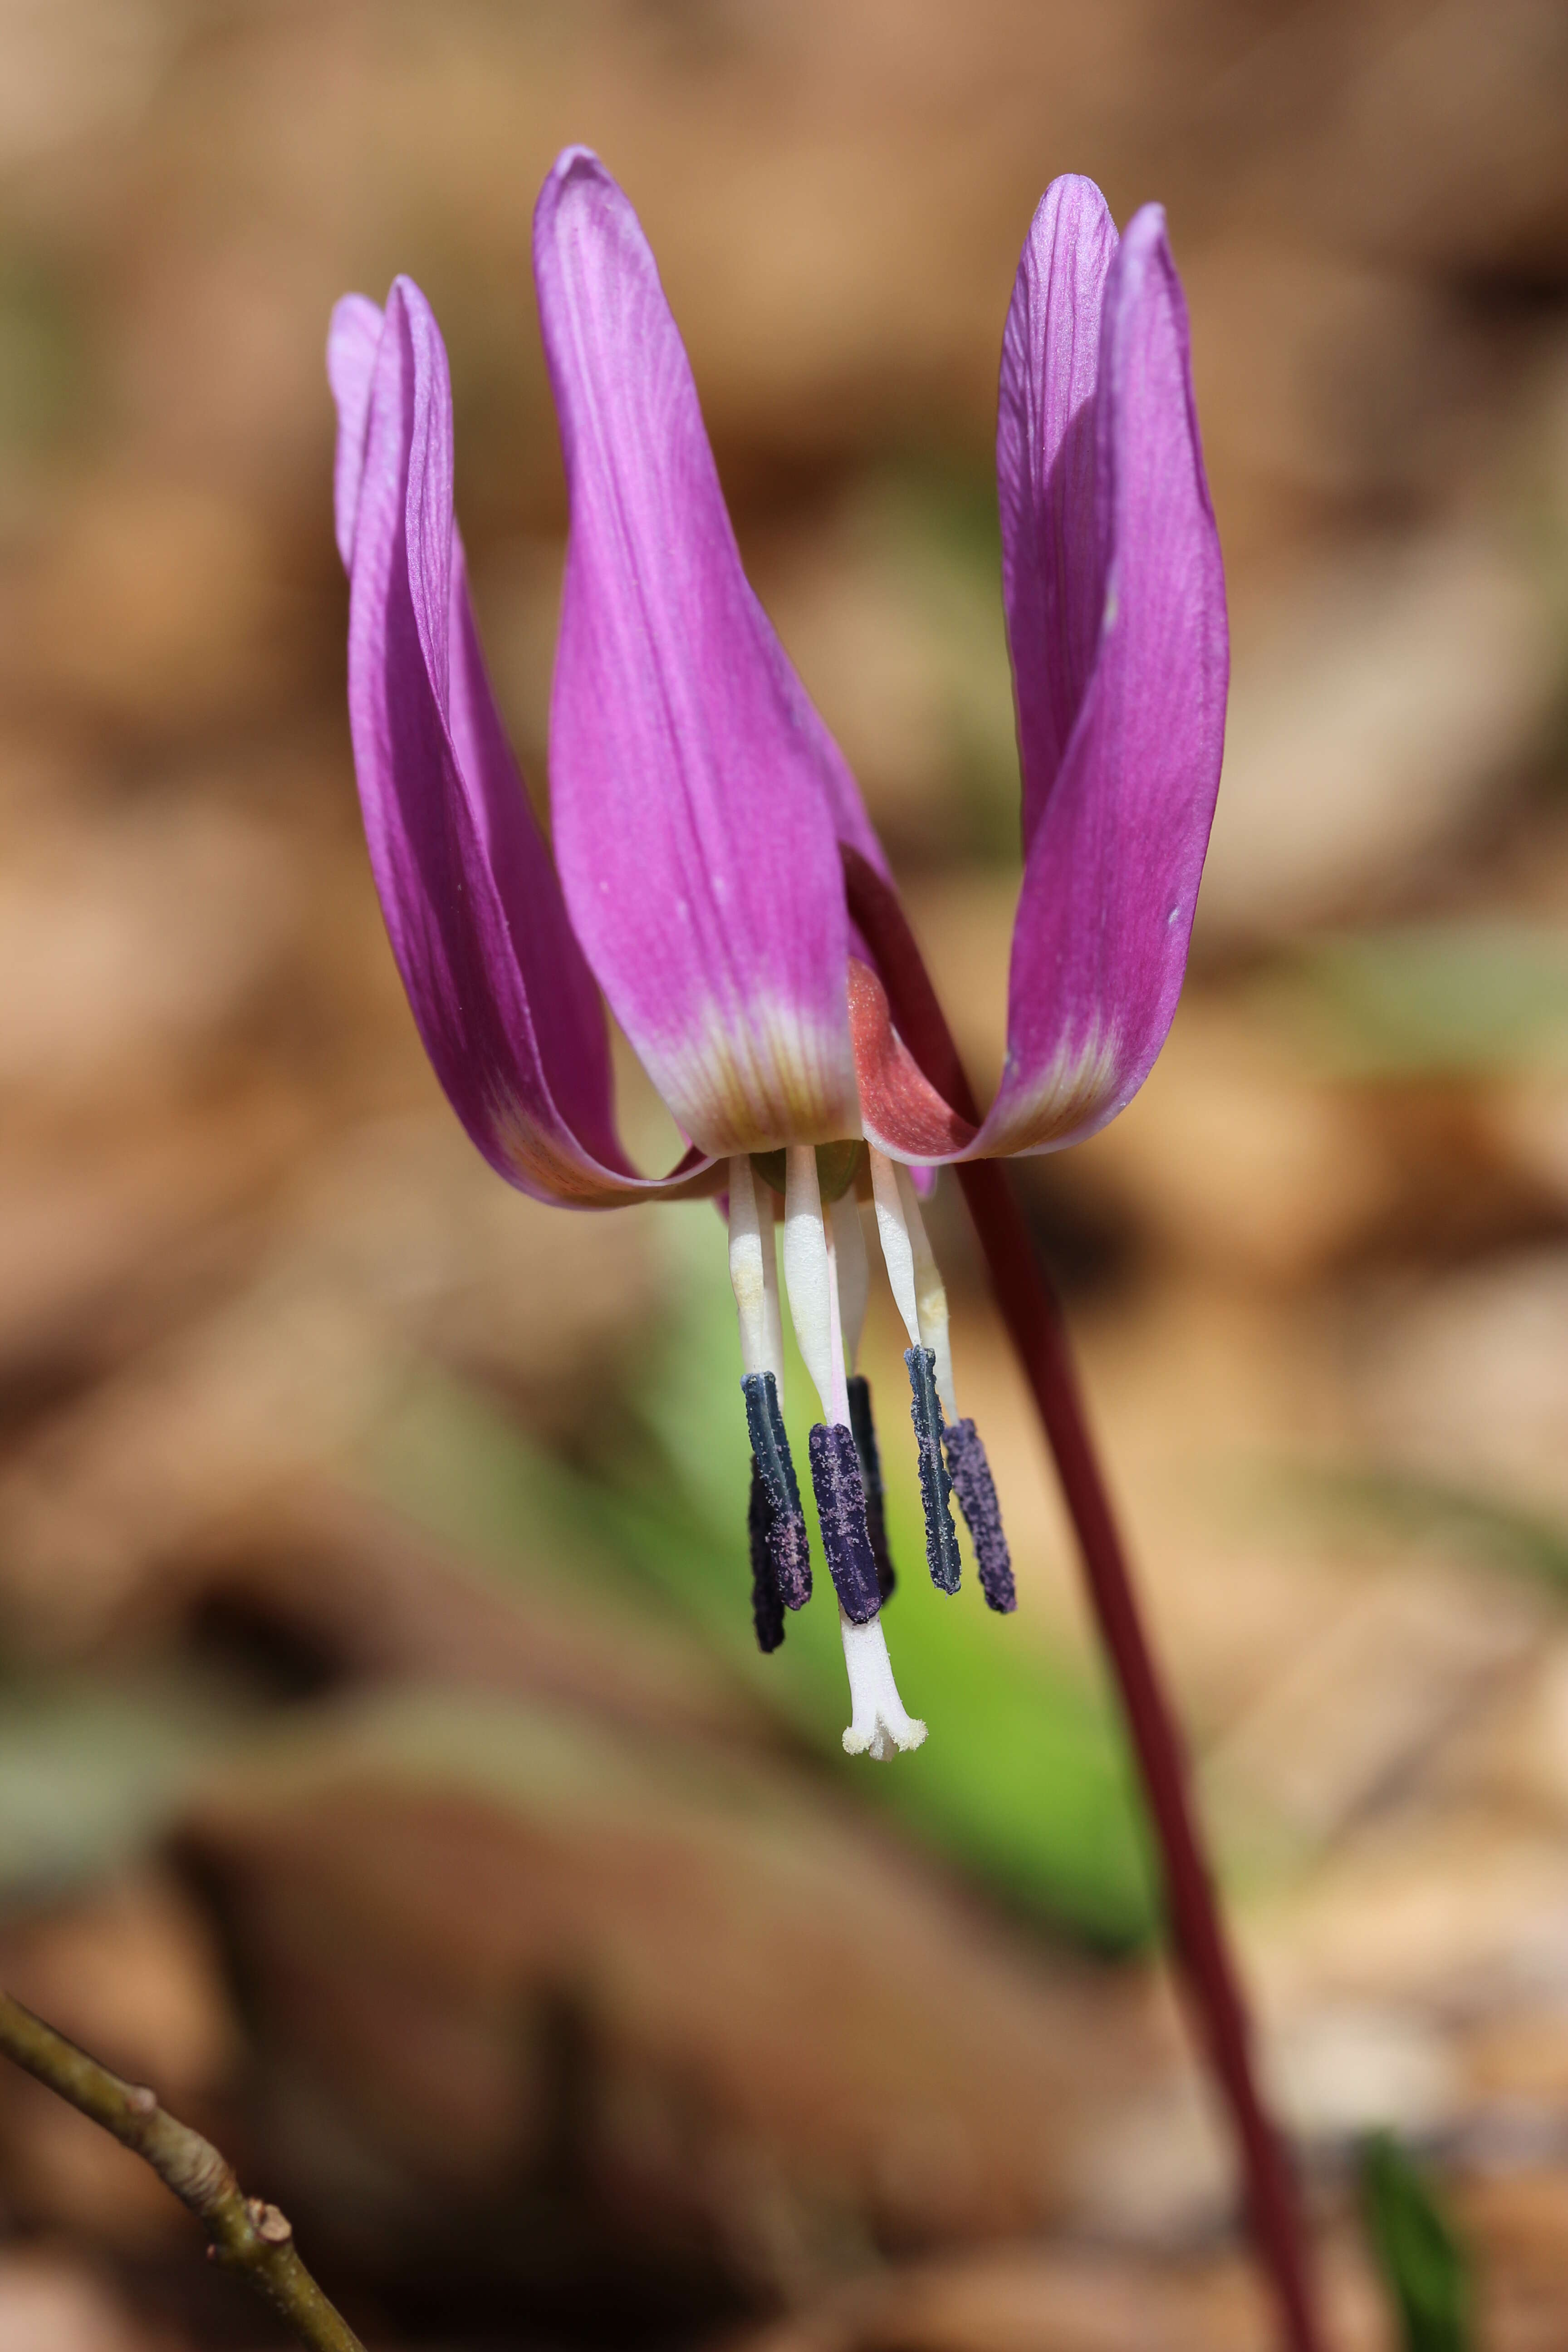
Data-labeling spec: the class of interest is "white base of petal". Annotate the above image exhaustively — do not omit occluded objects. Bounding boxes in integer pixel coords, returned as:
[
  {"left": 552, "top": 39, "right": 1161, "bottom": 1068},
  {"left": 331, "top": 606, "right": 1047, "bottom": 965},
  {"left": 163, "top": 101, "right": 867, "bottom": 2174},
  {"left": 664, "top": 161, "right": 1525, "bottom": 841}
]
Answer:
[{"left": 839, "top": 1611, "right": 927, "bottom": 1760}]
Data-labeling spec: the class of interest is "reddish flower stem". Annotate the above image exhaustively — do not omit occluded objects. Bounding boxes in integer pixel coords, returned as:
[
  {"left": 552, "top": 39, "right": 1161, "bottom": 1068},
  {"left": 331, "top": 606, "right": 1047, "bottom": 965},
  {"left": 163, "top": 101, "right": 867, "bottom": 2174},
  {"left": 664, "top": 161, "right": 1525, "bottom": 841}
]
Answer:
[{"left": 843, "top": 850, "right": 1323, "bottom": 2352}]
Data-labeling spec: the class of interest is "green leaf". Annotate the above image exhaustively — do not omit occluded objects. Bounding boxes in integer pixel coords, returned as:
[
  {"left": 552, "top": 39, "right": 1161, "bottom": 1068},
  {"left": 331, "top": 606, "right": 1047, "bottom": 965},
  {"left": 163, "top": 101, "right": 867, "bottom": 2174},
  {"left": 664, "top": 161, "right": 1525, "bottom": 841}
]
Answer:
[{"left": 1358, "top": 2130, "right": 1471, "bottom": 2352}]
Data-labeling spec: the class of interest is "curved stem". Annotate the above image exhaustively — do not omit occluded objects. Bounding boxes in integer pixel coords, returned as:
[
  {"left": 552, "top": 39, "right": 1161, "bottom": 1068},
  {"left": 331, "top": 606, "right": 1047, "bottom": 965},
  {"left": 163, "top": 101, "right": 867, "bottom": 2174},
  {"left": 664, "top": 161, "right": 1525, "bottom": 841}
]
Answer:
[
  {"left": 0, "top": 1987, "right": 365, "bottom": 2352},
  {"left": 843, "top": 846, "right": 1323, "bottom": 2352}
]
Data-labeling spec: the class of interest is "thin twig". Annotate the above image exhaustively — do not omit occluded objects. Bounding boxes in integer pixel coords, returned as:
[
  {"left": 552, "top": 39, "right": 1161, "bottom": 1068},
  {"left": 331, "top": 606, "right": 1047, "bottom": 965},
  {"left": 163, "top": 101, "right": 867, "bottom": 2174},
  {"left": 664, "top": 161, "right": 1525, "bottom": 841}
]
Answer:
[
  {"left": 0, "top": 1986, "right": 366, "bottom": 2352},
  {"left": 843, "top": 844, "right": 1324, "bottom": 2352}
]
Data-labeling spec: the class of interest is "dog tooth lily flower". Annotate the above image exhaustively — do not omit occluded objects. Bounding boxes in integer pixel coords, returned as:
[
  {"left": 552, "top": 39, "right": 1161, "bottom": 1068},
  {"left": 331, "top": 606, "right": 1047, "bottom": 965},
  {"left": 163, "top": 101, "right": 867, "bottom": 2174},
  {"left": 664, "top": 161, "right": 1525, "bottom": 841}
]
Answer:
[{"left": 327, "top": 148, "right": 1225, "bottom": 1761}]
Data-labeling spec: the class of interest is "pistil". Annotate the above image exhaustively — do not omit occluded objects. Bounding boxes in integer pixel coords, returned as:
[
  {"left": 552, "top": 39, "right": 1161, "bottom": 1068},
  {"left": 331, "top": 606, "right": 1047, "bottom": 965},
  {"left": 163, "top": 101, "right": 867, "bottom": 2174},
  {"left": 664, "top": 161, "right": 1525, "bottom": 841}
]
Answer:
[
  {"left": 782, "top": 1144, "right": 925, "bottom": 1757},
  {"left": 830, "top": 1189, "right": 896, "bottom": 1598},
  {"left": 841, "top": 1613, "right": 927, "bottom": 1759}
]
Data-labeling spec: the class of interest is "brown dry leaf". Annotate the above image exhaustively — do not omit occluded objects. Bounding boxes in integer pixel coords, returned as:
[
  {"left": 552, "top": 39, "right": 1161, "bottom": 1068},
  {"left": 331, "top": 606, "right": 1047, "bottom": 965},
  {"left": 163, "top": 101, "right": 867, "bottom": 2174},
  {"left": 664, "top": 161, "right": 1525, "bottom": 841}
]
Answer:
[
  {"left": 0, "top": 800, "right": 300, "bottom": 1119},
  {"left": 1202, "top": 1564, "right": 1544, "bottom": 1862},
  {"left": 1199, "top": 532, "right": 1558, "bottom": 946},
  {"left": 1070, "top": 997, "right": 1395, "bottom": 1284},
  {"left": 1351, "top": 1246, "right": 1568, "bottom": 1523},
  {"left": 1459, "top": 2172, "right": 1568, "bottom": 2352},
  {"left": 0, "top": 1872, "right": 238, "bottom": 2253},
  {"left": 179, "top": 1689, "right": 1141, "bottom": 2284},
  {"left": 0, "top": 2249, "right": 168, "bottom": 2352},
  {"left": 10, "top": 477, "right": 290, "bottom": 735},
  {"left": 723, "top": 2236, "right": 1389, "bottom": 2352},
  {"left": 0, "top": 1105, "right": 661, "bottom": 1646},
  {"left": 164, "top": 1478, "right": 758, "bottom": 1754}
]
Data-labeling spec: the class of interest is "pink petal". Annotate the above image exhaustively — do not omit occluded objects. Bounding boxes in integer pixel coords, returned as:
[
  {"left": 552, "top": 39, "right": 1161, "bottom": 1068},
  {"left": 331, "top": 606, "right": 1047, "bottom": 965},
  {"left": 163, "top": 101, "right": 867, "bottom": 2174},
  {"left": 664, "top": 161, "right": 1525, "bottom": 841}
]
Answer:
[
  {"left": 848, "top": 960, "right": 974, "bottom": 1160},
  {"left": 996, "top": 177, "right": 1118, "bottom": 859},
  {"left": 339, "top": 274, "right": 714, "bottom": 1206},
  {"left": 327, "top": 293, "right": 383, "bottom": 568},
  {"left": 861, "top": 192, "right": 1225, "bottom": 1164},
  {"left": 986, "top": 201, "right": 1226, "bottom": 1154},
  {"left": 534, "top": 147, "right": 868, "bottom": 1156}
]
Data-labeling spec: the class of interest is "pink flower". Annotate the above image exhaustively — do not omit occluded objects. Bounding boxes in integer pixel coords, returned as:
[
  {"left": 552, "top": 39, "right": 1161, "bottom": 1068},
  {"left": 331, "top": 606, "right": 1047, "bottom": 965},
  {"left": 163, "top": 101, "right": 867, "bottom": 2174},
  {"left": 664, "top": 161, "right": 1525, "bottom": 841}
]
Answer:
[{"left": 328, "top": 150, "right": 1225, "bottom": 1758}]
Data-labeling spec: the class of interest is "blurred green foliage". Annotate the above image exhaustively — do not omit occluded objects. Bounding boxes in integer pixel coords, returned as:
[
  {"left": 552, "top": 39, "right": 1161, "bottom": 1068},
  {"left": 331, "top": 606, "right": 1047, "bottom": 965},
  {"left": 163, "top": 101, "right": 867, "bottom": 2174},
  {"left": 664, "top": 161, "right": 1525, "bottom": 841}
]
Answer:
[
  {"left": 860, "top": 460, "right": 1024, "bottom": 862},
  {"left": 1359, "top": 2129, "right": 1471, "bottom": 2352},
  {"left": 0, "top": 1669, "right": 250, "bottom": 1902},
  {"left": 1261, "top": 922, "right": 1568, "bottom": 1077},
  {"left": 369, "top": 1202, "right": 1155, "bottom": 1950},
  {"left": 0, "top": 248, "right": 88, "bottom": 460},
  {"left": 1305, "top": 1464, "right": 1568, "bottom": 1594}
]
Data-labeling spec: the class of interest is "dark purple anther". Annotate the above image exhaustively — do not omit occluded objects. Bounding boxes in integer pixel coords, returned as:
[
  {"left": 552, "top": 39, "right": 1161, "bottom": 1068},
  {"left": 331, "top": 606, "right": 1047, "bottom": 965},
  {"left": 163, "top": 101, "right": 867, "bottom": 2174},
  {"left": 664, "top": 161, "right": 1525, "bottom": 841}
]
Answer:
[
  {"left": 846, "top": 1373, "right": 896, "bottom": 1601},
  {"left": 747, "top": 1460, "right": 786, "bottom": 1651},
  {"left": 943, "top": 1418, "right": 1015, "bottom": 1612},
  {"left": 808, "top": 1422, "right": 881, "bottom": 1625},
  {"left": 905, "top": 1346, "right": 961, "bottom": 1594},
  {"left": 742, "top": 1371, "right": 811, "bottom": 1610}
]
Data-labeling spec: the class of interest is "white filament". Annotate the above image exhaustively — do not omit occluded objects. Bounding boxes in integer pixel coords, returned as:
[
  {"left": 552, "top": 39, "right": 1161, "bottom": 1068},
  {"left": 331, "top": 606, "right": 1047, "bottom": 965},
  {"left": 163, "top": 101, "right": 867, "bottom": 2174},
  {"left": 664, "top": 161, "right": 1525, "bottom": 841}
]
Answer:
[
  {"left": 869, "top": 1149, "right": 958, "bottom": 1417},
  {"left": 727, "top": 1155, "right": 783, "bottom": 1382},
  {"left": 869, "top": 1147, "right": 920, "bottom": 1346},
  {"left": 822, "top": 1211, "right": 851, "bottom": 1426},
  {"left": 902, "top": 1163, "right": 957, "bottom": 1419},
  {"left": 840, "top": 1610, "right": 928, "bottom": 1758},
  {"left": 829, "top": 1191, "right": 869, "bottom": 1373},
  {"left": 783, "top": 1144, "right": 836, "bottom": 1419}
]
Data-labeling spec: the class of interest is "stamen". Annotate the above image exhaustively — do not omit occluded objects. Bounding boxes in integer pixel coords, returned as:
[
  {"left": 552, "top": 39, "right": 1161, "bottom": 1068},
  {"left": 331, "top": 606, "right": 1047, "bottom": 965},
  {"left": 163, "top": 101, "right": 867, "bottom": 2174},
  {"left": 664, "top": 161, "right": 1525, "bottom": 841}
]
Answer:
[
  {"left": 782, "top": 1145, "right": 839, "bottom": 1420},
  {"left": 808, "top": 1422, "right": 881, "bottom": 1624},
  {"left": 747, "top": 1460, "right": 786, "bottom": 1651},
  {"left": 943, "top": 1419, "right": 1016, "bottom": 1613},
  {"left": 869, "top": 1146, "right": 921, "bottom": 1353},
  {"left": 829, "top": 1191, "right": 895, "bottom": 1598},
  {"left": 905, "top": 1343, "right": 962, "bottom": 1593},
  {"left": 829, "top": 1191, "right": 869, "bottom": 1374},
  {"left": 743, "top": 1370, "right": 811, "bottom": 1610},
  {"left": 900, "top": 1163, "right": 956, "bottom": 1421},
  {"left": 730, "top": 1158, "right": 809, "bottom": 1637},
  {"left": 869, "top": 1147, "right": 1013, "bottom": 1600},
  {"left": 785, "top": 1147, "right": 922, "bottom": 1743},
  {"left": 847, "top": 1373, "right": 896, "bottom": 1599},
  {"left": 728, "top": 1155, "right": 784, "bottom": 1382},
  {"left": 869, "top": 1150, "right": 960, "bottom": 1591},
  {"left": 839, "top": 1610, "right": 927, "bottom": 1759}
]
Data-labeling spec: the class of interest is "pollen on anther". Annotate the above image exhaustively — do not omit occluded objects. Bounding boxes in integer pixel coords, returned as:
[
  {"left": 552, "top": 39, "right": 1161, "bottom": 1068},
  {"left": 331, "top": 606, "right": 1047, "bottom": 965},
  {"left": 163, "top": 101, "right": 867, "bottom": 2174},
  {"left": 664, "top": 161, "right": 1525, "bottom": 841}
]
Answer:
[
  {"left": 905, "top": 1345, "right": 961, "bottom": 1595},
  {"left": 847, "top": 1373, "right": 896, "bottom": 1601},
  {"left": 748, "top": 1460, "right": 786, "bottom": 1652},
  {"left": 742, "top": 1371, "right": 811, "bottom": 1613},
  {"left": 944, "top": 1417, "right": 1015, "bottom": 1612},
  {"left": 808, "top": 1422, "right": 881, "bottom": 1625}
]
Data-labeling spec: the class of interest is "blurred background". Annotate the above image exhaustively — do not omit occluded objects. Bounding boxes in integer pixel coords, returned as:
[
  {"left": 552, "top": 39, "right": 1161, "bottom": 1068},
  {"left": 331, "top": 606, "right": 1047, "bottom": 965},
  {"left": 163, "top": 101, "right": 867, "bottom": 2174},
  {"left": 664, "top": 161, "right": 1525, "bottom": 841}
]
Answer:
[{"left": 2, "top": 2, "right": 1568, "bottom": 2347}]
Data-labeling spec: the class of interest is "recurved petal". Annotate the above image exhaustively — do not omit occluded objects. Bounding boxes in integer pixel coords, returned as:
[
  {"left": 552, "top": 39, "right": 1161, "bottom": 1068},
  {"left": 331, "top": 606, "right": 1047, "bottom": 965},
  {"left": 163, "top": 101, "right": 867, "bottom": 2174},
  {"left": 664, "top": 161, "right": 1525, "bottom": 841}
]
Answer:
[
  {"left": 534, "top": 147, "right": 864, "bottom": 1157},
  {"left": 851, "top": 201, "right": 1225, "bottom": 1169},
  {"left": 444, "top": 534, "right": 627, "bottom": 1172},
  {"left": 997, "top": 176, "right": 1118, "bottom": 854},
  {"left": 342, "top": 273, "right": 715, "bottom": 1207},
  {"left": 982, "top": 201, "right": 1227, "bottom": 1156},
  {"left": 328, "top": 293, "right": 385, "bottom": 567}
]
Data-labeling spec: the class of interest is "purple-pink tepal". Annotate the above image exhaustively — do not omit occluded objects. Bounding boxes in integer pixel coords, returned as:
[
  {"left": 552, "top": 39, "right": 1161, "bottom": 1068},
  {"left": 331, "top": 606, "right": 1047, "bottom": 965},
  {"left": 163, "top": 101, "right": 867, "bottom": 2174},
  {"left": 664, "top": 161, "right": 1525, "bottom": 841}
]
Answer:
[{"left": 328, "top": 147, "right": 1226, "bottom": 1759}]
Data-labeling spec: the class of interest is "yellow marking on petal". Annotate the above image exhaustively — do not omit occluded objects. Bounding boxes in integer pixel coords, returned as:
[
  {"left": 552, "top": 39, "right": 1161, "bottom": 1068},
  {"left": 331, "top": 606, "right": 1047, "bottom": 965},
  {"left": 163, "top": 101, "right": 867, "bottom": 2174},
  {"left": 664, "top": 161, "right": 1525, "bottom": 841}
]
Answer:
[
  {"left": 488, "top": 1096, "right": 717, "bottom": 1204},
  {"left": 649, "top": 994, "right": 860, "bottom": 1157},
  {"left": 985, "top": 1023, "right": 1124, "bottom": 1156}
]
